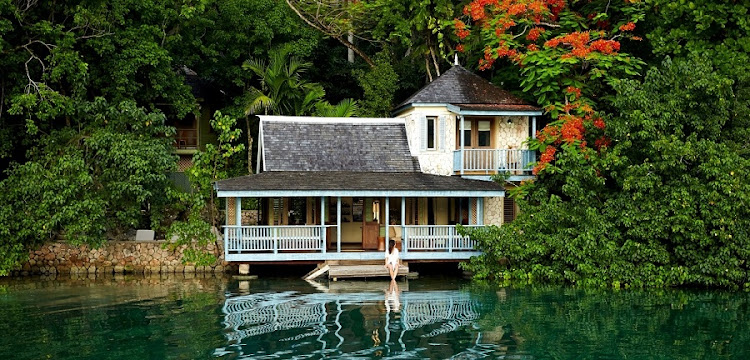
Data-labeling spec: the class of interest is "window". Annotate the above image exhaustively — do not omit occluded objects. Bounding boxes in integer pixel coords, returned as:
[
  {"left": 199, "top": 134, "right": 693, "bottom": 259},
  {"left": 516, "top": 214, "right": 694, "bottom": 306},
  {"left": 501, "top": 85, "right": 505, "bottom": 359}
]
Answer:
[
  {"left": 503, "top": 197, "right": 517, "bottom": 223},
  {"left": 462, "top": 120, "right": 472, "bottom": 147},
  {"left": 426, "top": 116, "right": 437, "bottom": 150},
  {"left": 457, "top": 118, "right": 493, "bottom": 148},
  {"left": 478, "top": 120, "right": 491, "bottom": 147}
]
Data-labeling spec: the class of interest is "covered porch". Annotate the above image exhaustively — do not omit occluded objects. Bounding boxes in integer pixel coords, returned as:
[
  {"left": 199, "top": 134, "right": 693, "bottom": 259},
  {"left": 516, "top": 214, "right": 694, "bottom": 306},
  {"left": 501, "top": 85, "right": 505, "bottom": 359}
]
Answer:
[{"left": 215, "top": 172, "right": 504, "bottom": 262}]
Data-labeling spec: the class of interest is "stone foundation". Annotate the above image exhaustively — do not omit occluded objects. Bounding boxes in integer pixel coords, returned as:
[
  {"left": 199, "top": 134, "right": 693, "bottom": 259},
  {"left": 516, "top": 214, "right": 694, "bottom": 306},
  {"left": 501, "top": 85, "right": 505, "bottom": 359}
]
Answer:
[{"left": 11, "top": 240, "right": 237, "bottom": 276}]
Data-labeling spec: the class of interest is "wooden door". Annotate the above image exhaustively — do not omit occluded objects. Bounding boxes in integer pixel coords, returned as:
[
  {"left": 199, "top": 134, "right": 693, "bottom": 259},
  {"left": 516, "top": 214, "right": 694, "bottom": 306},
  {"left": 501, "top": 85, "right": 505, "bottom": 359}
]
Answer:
[{"left": 362, "top": 222, "right": 379, "bottom": 250}]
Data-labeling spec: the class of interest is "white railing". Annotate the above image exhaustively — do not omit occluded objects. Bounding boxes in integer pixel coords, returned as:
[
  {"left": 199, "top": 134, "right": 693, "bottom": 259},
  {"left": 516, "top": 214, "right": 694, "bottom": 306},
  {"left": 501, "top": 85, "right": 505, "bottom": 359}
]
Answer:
[
  {"left": 225, "top": 225, "right": 326, "bottom": 253},
  {"left": 453, "top": 149, "right": 536, "bottom": 173},
  {"left": 403, "top": 225, "right": 480, "bottom": 252}
]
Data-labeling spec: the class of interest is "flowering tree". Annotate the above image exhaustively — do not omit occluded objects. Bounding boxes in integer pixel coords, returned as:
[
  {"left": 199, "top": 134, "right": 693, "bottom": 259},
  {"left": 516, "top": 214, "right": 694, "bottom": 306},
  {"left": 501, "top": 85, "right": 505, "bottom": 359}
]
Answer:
[{"left": 454, "top": 0, "right": 645, "bottom": 178}]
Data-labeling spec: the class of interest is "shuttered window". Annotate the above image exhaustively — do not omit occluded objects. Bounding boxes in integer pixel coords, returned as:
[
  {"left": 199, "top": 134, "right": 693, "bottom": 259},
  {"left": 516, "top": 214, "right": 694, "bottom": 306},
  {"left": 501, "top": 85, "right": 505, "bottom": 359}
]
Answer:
[
  {"left": 426, "top": 116, "right": 436, "bottom": 150},
  {"left": 503, "top": 197, "right": 517, "bottom": 223}
]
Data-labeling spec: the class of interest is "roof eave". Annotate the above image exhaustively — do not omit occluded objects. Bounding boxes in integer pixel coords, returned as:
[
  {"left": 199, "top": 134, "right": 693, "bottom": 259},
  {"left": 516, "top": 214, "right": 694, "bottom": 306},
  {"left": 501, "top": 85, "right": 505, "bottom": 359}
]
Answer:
[
  {"left": 393, "top": 102, "right": 543, "bottom": 117},
  {"left": 216, "top": 189, "right": 505, "bottom": 198}
]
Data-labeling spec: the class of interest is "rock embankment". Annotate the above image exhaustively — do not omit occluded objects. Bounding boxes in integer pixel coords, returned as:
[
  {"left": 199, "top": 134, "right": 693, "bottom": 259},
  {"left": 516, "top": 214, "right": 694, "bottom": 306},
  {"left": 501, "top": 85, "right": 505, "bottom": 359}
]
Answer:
[{"left": 13, "top": 241, "right": 235, "bottom": 276}]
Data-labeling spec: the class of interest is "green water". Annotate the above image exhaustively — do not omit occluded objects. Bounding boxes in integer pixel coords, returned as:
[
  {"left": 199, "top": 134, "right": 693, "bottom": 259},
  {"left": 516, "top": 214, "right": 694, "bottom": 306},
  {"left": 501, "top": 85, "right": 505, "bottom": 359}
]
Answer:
[{"left": 0, "top": 274, "right": 748, "bottom": 359}]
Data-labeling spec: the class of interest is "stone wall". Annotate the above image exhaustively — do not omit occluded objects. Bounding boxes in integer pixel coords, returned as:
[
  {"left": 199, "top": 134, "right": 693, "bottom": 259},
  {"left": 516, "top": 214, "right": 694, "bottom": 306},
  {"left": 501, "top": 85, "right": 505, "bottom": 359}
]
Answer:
[
  {"left": 484, "top": 197, "right": 504, "bottom": 226},
  {"left": 12, "top": 240, "right": 237, "bottom": 277}
]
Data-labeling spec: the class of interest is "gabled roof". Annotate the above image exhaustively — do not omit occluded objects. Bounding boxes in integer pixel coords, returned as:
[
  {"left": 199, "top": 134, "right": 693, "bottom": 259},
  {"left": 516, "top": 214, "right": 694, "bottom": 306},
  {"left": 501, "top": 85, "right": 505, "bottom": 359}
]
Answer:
[
  {"left": 260, "top": 116, "right": 420, "bottom": 173},
  {"left": 395, "top": 65, "right": 540, "bottom": 113}
]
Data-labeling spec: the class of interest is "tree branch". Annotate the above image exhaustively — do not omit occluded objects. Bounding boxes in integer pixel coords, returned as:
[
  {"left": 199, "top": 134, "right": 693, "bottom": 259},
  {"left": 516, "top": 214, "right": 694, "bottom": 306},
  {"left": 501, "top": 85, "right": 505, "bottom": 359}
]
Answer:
[{"left": 286, "top": 0, "right": 375, "bottom": 67}]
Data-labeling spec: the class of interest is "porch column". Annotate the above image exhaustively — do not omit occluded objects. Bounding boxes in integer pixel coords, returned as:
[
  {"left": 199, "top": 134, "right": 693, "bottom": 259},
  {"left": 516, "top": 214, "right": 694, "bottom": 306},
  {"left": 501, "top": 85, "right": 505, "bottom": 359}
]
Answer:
[
  {"left": 385, "top": 197, "right": 390, "bottom": 253},
  {"left": 235, "top": 197, "right": 242, "bottom": 227},
  {"left": 320, "top": 196, "right": 327, "bottom": 253},
  {"left": 401, "top": 197, "right": 407, "bottom": 253},
  {"left": 336, "top": 196, "right": 342, "bottom": 253},
  {"left": 477, "top": 197, "right": 484, "bottom": 225},
  {"left": 460, "top": 115, "right": 466, "bottom": 175},
  {"left": 532, "top": 116, "right": 537, "bottom": 138},
  {"left": 224, "top": 199, "right": 230, "bottom": 258}
]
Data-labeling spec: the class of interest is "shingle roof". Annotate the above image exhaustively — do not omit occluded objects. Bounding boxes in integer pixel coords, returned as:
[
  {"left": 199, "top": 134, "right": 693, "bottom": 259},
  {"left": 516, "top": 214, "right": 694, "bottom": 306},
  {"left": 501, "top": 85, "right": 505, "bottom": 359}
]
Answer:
[
  {"left": 261, "top": 117, "right": 420, "bottom": 172},
  {"left": 396, "top": 65, "right": 540, "bottom": 111},
  {"left": 215, "top": 171, "right": 504, "bottom": 193}
]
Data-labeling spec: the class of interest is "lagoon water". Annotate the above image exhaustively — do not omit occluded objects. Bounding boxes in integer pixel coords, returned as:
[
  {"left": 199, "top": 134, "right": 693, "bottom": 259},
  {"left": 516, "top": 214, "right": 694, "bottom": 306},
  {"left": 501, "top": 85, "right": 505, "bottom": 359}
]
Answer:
[{"left": 1, "top": 274, "right": 748, "bottom": 359}]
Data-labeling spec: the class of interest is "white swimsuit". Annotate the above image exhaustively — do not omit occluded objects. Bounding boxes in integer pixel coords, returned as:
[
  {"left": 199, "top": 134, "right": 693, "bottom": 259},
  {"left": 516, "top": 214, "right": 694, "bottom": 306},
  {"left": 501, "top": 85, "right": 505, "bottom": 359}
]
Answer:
[{"left": 387, "top": 248, "right": 399, "bottom": 266}]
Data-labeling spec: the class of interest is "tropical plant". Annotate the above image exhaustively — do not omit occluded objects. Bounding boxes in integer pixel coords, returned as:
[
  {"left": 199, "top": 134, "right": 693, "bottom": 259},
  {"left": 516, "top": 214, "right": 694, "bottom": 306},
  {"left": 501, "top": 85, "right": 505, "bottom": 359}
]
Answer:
[
  {"left": 0, "top": 99, "right": 176, "bottom": 275},
  {"left": 165, "top": 111, "right": 245, "bottom": 266},
  {"left": 461, "top": 56, "right": 750, "bottom": 289}
]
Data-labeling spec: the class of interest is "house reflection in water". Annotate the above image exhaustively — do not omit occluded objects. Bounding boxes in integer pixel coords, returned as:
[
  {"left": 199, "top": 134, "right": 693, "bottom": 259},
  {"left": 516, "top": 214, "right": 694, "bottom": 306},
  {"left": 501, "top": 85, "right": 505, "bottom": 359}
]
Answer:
[{"left": 215, "top": 281, "right": 504, "bottom": 358}]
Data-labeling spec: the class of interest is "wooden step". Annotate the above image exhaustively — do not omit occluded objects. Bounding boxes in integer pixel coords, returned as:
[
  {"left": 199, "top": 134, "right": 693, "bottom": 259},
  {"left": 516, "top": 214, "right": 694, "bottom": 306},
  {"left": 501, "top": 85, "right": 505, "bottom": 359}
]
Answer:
[{"left": 328, "top": 264, "right": 409, "bottom": 280}]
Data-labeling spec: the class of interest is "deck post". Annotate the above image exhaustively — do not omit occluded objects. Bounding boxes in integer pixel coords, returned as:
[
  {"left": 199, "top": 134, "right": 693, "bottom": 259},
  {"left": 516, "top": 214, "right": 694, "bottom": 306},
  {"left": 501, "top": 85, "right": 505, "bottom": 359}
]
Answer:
[
  {"left": 235, "top": 197, "right": 242, "bottom": 248},
  {"left": 224, "top": 224, "right": 229, "bottom": 258},
  {"left": 273, "top": 227, "right": 278, "bottom": 254},
  {"left": 336, "top": 196, "right": 341, "bottom": 253},
  {"left": 449, "top": 225, "right": 453, "bottom": 253},
  {"left": 320, "top": 196, "right": 326, "bottom": 253},
  {"left": 401, "top": 197, "right": 407, "bottom": 253},
  {"left": 460, "top": 115, "right": 465, "bottom": 175},
  {"left": 478, "top": 197, "right": 484, "bottom": 225},
  {"left": 385, "top": 197, "right": 390, "bottom": 252},
  {"left": 235, "top": 197, "right": 242, "bottom": 227},
  {"left": 532, "top": 116, "right": 537, "bottom": 139}
]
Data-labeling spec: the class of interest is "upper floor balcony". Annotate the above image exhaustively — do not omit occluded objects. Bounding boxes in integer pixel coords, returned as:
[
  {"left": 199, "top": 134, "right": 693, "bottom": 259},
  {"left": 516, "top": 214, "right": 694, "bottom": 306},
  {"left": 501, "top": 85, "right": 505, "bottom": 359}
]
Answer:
[{"left": 453, "top": 149, "right": 536, "bottom": 176}]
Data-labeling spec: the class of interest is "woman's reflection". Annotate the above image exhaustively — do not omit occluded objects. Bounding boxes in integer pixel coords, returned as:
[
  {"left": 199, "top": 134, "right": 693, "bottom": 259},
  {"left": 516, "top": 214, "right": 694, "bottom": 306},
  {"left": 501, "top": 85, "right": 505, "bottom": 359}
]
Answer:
[{"left": 385, "top": 279, "right": 401, "bottom": 313}]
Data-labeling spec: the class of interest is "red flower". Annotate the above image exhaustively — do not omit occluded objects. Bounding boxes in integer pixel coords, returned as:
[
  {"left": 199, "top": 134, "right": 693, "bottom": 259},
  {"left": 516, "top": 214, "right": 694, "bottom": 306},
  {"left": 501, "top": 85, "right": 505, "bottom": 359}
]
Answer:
[
  {"left": 594, "top": 136, "right": 612, "bottom": 150},
  {"left": 526, "top": 27, "right": 545, "bottom": 42},
  {"left": 589, "top": 39, "right": 620, "bottom": 54},
  {"left": 619, "top": 22, "right": 636, "bottom": 31},
  {"left": 565, "top": 86, "right": 582, "bottom": 99},
  {"left": 540, "top": 145, "right": 557, "bottom": 163},
  {"left": 456, "top": 44, "right": 465, "bottom": 52},
  {"left": 560, "top": 116, "right": 585, "bottom": 143},
  {"left": 593, "top": 118, "right": 605, "bottom": 129}
]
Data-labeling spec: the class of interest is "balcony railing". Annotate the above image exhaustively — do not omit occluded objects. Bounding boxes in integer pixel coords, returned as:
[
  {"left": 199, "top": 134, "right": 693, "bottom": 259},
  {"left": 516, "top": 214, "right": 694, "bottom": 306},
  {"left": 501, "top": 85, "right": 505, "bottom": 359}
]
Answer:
[
  {"left": 402, "top": 225, "right": 480, "bottom": 252},
  {"left": 175, "top": 128, "right": 198, "bottom": 149},
  {"left": 453, "top": 149, "right": 536, "bottom": 174}
]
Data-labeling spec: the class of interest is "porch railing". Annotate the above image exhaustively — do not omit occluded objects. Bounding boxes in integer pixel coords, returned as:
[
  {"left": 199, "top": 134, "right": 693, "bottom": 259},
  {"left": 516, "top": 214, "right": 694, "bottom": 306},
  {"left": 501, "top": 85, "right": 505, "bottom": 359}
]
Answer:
[
  {"left": 403, "top": 225, "right": 480, "bottom": 252},
  {"left": 453, "top": 149, "right": 536, "bottom": 174},
  {"left": 225, "top": 225, "right": 327, "bottom": 253},
  {"left": 224, "top": 225, "right": 482, "bottom": 254}
]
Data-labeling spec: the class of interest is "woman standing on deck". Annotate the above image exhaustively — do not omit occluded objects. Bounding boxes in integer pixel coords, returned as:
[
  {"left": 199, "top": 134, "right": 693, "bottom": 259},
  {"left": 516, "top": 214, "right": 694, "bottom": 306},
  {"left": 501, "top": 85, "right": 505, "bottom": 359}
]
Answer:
[{"left": 384, "top": 240, "right": 400, "bottom": 280}]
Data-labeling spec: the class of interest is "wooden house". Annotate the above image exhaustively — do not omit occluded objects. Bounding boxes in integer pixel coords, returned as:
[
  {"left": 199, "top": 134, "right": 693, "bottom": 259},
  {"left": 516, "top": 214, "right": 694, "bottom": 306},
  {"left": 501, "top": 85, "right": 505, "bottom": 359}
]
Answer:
[{"left": 214, "top": 65, "right": 541, "bottom": 265}]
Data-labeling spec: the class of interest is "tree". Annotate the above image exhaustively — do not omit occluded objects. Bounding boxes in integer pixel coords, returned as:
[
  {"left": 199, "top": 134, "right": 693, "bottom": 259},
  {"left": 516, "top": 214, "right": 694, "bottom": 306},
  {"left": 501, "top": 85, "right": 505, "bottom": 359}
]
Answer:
[
  {"left": 462, "top": 56, "right": 750, "bottom": 289},
  {"left": 242, "top": 49, "right": 359, "bottom": 117},
  {"left": 165, "top": 111, "right": 245, "bottom": 266},
  {"left": 0, "top": 99, "right": 176, "bottom": 275}
]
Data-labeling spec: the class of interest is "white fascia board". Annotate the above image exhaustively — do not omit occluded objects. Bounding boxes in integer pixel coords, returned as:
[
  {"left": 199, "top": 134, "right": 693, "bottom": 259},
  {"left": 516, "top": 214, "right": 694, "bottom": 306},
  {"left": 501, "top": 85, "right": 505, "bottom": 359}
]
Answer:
[
  {"left": 456, "top": 108, "right": 544, "bottom": 116},
  {"left": 216, "top": 189, "right": 505, "bottom": 198},
  {"left": 392, "top": 103, "right": 453, "bottom": 116},
  {"left": 396, "top": 103, "right": 543, "bottom": 116},
  {"left": 225, "top": 251, "right": 482, "bottom": 262},
  {"left": 258, "top": 115, "right": 404, "bottom": 124}
]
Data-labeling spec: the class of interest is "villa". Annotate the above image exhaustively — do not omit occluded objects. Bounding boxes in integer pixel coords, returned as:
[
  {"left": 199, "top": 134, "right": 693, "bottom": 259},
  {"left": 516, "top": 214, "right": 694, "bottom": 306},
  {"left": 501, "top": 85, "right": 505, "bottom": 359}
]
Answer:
[{"left": 214, "top": 65, "right": 542, "bottom": 269}]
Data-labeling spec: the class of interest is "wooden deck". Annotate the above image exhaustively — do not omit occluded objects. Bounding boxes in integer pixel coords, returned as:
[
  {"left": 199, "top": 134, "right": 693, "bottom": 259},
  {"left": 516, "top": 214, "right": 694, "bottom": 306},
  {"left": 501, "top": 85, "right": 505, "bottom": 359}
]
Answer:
[{"left": 304, "top": 261, "right": 409, "bottom": 280}]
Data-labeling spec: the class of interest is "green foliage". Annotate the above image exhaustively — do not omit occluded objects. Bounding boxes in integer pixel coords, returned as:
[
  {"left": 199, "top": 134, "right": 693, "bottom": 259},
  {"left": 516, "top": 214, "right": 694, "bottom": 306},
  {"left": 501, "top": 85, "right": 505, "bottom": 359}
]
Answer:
[
  {"left": 463, "top": 57, "right": 750, "bottom": 289},
  {"left": 0, "top": 99, "right": 176, "bottom": 275},
  {"left": 165, "top": 111, "right": 245, "bottom": 266},
  {"left": 242, "top": 49, "right": 358, "bottom": 117},
  {"left": 354, "top": 51, "right": 399, "bottom": 117}
]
